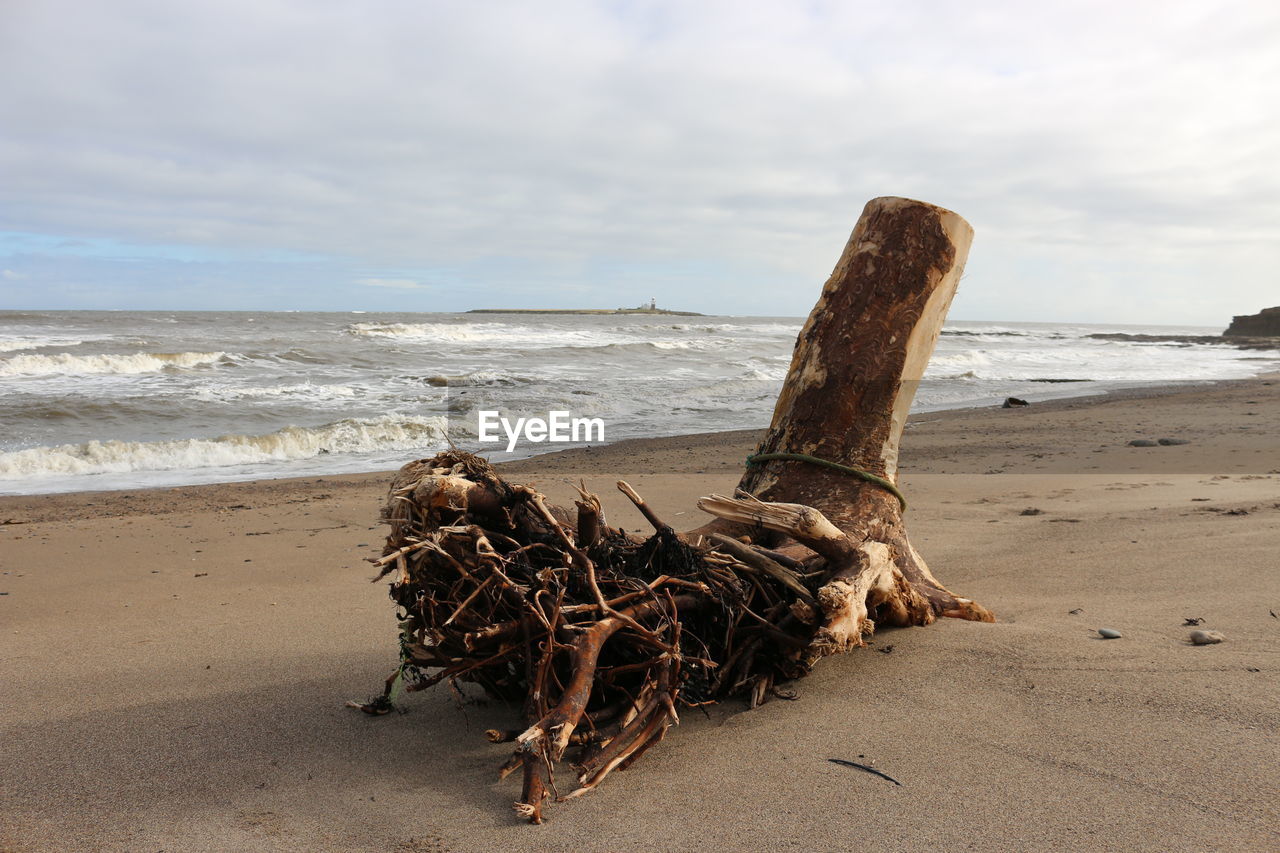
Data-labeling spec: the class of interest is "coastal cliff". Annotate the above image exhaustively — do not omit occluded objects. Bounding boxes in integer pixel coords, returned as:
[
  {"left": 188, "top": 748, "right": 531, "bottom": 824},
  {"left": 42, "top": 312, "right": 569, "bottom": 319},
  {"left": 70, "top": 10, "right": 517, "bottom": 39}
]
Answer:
[{"left": 1224, "top": 306, "right": 1280, "bottom": 337}]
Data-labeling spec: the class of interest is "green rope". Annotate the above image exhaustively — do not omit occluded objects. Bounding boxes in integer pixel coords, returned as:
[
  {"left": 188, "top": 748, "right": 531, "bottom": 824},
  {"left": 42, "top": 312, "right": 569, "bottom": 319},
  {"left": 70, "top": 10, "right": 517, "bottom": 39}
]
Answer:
[{"left": 745, "top": 452, "right": 907, "bottom": 512}]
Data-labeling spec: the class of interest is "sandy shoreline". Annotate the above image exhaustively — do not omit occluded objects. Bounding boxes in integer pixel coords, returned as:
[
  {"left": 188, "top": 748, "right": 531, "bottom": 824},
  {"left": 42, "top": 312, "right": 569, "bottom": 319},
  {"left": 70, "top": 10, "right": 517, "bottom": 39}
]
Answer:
[{"left": 2, "top": 377, "right": 1278, "bottom": 851}]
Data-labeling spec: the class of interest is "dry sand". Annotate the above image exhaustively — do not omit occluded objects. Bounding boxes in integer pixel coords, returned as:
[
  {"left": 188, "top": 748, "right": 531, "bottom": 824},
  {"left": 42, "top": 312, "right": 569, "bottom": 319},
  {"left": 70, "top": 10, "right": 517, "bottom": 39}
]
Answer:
[{"left": 2, "top": 378, "right": 1278, "bottom": 852}]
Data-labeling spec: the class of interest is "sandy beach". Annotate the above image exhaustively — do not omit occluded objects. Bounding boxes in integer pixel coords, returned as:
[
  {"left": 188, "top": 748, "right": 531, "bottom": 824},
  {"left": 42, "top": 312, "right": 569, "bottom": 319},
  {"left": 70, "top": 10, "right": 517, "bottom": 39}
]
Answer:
[{"left": 2, "top": 377, "right": 1277, "bottom": 852}]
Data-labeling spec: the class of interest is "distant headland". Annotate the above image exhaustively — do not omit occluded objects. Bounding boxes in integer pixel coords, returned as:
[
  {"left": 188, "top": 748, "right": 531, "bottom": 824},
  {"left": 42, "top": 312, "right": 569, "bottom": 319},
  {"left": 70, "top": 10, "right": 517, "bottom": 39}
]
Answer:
[
  {"left": 1224, "top": 306, "right": 1280, "bottom": 337},
  {"left": 467, "top": 299, "right": 703, "bottom": 317}
]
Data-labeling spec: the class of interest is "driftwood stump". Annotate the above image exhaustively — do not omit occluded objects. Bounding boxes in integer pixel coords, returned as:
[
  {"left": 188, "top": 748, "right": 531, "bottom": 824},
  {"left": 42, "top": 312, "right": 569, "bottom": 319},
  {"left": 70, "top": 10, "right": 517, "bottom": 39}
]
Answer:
[
  {"left": 692, "top": 196, "right": 993, "bottom": 663},
  {"left": 355, "top": 197, "right": 993, "bottom": 822}
]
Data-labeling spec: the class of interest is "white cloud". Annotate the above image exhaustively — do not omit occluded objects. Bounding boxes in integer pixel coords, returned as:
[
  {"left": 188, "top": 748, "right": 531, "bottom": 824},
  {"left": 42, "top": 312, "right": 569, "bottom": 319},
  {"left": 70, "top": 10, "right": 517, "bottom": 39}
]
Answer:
[
  {"left": 1, "top": 0, "right": 1278, "bottom": 320},
  {"left": 356, "top": 278, "right": 426, "bottom": 290}
]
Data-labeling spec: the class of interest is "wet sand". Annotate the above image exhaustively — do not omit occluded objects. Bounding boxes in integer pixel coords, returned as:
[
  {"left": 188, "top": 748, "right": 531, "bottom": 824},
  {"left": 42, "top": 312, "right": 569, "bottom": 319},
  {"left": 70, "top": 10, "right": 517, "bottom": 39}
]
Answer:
[{"left": 2, "top": 377, "right": 1278, "bottom": 851}]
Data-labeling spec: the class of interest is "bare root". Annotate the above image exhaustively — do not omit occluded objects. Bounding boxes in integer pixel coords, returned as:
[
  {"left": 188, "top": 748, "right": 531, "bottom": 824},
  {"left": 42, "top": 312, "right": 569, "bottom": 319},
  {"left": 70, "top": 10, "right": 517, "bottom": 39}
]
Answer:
[{"left": 356, "top": 450, "right": 990, "bottom": 822}]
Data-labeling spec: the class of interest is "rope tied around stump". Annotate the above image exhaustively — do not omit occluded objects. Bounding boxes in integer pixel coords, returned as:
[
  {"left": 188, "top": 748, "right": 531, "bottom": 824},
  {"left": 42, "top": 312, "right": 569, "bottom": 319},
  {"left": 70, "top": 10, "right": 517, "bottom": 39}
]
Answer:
[{"left": 745, "top": 452, "right": 907, "bottom": 512}]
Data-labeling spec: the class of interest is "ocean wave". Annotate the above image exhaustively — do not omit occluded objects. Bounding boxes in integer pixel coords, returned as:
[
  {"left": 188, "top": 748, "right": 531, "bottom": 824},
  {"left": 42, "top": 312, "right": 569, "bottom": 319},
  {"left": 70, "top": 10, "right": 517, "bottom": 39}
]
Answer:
[
  {"left": 0, "top": 415, "right": 448, "bottom": 480},
  {"left": 268, "top": 347, "right": 330, "bottom": 364},
  {"left": 346, "top": 321, "right": 642, "bottom": 350},
  {"left": 0, "top": 350, "right": 228, "bottom": 377},
  {"left": 927, "top": 351, "right": 993, "bottom": 371},
  {"left": 537, "top": 340, "right": 728, "bottom": 356},
  {"left": 423, "top": 370, "right": 534, "bottom": 387},
  {"left": 677, "top": 377, "right": 783, "bottom": 400},
  {"left": 648, "top": 340, "right": 721, "bottom": 351},
  {"left": 344, "top": 321, "right": 769, "bottom": 350},
  {"left": 345, "top": 321, "right": 531, "bottom": 343},
  {"left": 666, "top": 322, "right": 799, "bottom": 336},
  {"left": 1085, "top": 333, "right": 1280, "bottom": 353},
  {"left": 0, "top": 334, "right": 107, "bottom": 353},
  {"left": 191, "top": 382, "right": 360, "bottom": 404},
  {"left": 737, "top": 365, "right": 786, "bottom": 381},
  {"left": 941, "top": 329, "right": 1029, "bottom": 338}
]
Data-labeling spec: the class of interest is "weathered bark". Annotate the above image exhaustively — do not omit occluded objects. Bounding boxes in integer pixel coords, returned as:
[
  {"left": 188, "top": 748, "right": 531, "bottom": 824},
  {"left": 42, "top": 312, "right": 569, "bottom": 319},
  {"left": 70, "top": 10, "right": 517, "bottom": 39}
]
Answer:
[
  {"left": 356, "top": 196, "right": 993, "bottom": 822},
  {"left": 747, "top": 196, "right": 971, "bottom": 495},
  {"left": 690, "top": 196, "right": 993, "bottom": 663}
]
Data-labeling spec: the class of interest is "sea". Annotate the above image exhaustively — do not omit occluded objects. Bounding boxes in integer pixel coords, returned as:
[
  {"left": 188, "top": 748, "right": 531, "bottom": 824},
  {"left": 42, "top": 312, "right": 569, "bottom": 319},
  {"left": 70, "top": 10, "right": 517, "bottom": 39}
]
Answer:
[{"left": 2, "top": 310, "right": 1277, "bottom": 496}]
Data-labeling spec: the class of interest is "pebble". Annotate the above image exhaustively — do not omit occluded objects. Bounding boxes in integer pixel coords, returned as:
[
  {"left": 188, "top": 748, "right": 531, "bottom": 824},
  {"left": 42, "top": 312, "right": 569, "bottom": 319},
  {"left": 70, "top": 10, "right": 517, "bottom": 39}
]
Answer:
[
  {"left": 1158, "top": 438, "right": 1191, "bottom": 446},
  {"left": 1002, "top": 397, "right": 1030, "bottom": 408},
  {"left": 1189, "top": 630, "right": 1225, "bottom": 645},
  {"left": 1128, "top": 439, "right": 1159, "bottom": 447},
  {"left": 1097, "top": 628, "right": 1122, "bottom": 639}
]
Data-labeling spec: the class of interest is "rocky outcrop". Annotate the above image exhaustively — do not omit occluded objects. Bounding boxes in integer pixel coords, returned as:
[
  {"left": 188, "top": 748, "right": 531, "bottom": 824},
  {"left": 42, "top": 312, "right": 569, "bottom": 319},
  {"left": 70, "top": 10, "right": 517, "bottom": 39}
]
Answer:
[{"left": 1224, "top": 306, "right": 1280, "bottom": 337}]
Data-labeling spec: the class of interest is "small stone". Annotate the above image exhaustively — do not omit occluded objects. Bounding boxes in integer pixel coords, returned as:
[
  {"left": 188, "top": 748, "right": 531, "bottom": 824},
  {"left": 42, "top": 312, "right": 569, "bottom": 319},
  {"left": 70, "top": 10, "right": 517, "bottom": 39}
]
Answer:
[
  {"left": 1158, "top": 438, "right": 1191, "bottom": 446},
  {"left": 1128, "top": 439, "right": 1159, "bottom": 447},
  {"left": 1097, "top": 628, "right": 1122, "bottom": 639},
  {"left": 1002, "top": 397, "right": 1030, "bottom": 408},
  {"left": 1020, "top": 508, "right": 1044, "bottom": 516},
  {"left": 1189, "top": 630, "right": 1225, "bottom": 645}
]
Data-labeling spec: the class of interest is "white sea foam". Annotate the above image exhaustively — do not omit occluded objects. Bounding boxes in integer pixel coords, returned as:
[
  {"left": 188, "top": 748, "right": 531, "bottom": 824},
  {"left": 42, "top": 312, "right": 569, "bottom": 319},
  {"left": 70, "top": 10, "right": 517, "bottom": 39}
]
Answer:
[
  {"left": 346, "top": 321, "right": 511, "bottom": 342},
  {"left": 647, "top": 340, "right": 720, "bottom": 351},
  {"left": 4, "top": 310, "right": 1277, "bottom": 495},
  {"left": 0, "top": 415, "right": 448, "bottom": 480},
  {"left": 942, "top": 324, "right": 1030, "bottom": 336},
  {"left": 927, "top": 351, "right": 994, "bottom": 374},
  {"left": 0, "top": 334, "right": 105, "bottom": 353},
  {"left": 343, "top": 321, "right": 750, "bottom": 350},
  {"left": 742, "top": 365, "right": 786, "bottom": 381},
  {"left": 346, "top": 321, "right": 626, "bottom": 349},
  {"left": 0, "top": 350, "right": 227, "bottom": 377},
  {"left": 443, "top": 370, "right": 532, "bottom": 386},
  {"left": 192, "top": 382, "right": 360, "bottom": 404},
  {"left": 669, "top": 322, "right": 800, "bottom": 336}
]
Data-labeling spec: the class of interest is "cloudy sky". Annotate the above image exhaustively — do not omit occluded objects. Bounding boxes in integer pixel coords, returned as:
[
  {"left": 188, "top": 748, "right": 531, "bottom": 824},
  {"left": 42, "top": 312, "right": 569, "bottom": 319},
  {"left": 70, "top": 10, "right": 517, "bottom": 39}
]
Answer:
[{"left": 1, "top": 0, "right": 1277, "bottom": 323}]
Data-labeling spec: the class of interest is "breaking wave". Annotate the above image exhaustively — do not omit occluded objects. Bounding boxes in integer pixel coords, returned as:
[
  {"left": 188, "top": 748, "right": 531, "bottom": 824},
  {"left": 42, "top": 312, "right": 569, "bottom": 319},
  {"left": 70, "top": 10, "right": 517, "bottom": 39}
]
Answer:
[
  {"left": 346, "top": 321, "right": 626, "bottom": 349},
  {"left": 343, "top": 321, "right": 780, "bottom": 351},
  {"left": 191, "top": 382, "right": 360, "bottom": 404},
  {"left": 4, "top": 310, "right": 1275, "bottom": 494},
  {"left": 0, "top": 334, "right": 108, "bottom": 353},
  {"left": 0, "top": 351, "right": 228, "bottom": 377},
  {"left": 345, "top": 321, "right": 509, "bottom": 342},
  {"left": 423, "top": 370, "right": 535, "bottom": 387},
  {"left": 0, "top": 415, "right": 448, "bottom": 480},
  {"left": 926, "top": 351, "right": 993, "bottom": 373}
]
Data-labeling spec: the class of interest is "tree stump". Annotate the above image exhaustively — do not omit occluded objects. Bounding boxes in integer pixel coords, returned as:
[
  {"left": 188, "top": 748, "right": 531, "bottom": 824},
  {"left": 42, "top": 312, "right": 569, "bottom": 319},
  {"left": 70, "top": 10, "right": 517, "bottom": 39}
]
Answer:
[
  {"left": 355, "top": 196, "right": 993, "bottom": 822},
  {"left": 692, "top": 196, "right": 993, "bottom": 667}
]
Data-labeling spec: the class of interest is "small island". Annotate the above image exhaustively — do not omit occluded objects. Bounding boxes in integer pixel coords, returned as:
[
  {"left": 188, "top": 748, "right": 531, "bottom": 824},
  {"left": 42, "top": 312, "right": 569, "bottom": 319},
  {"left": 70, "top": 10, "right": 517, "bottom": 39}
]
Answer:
[{"left": 467, "top": 298, "right": 703, "bottom": 317}]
